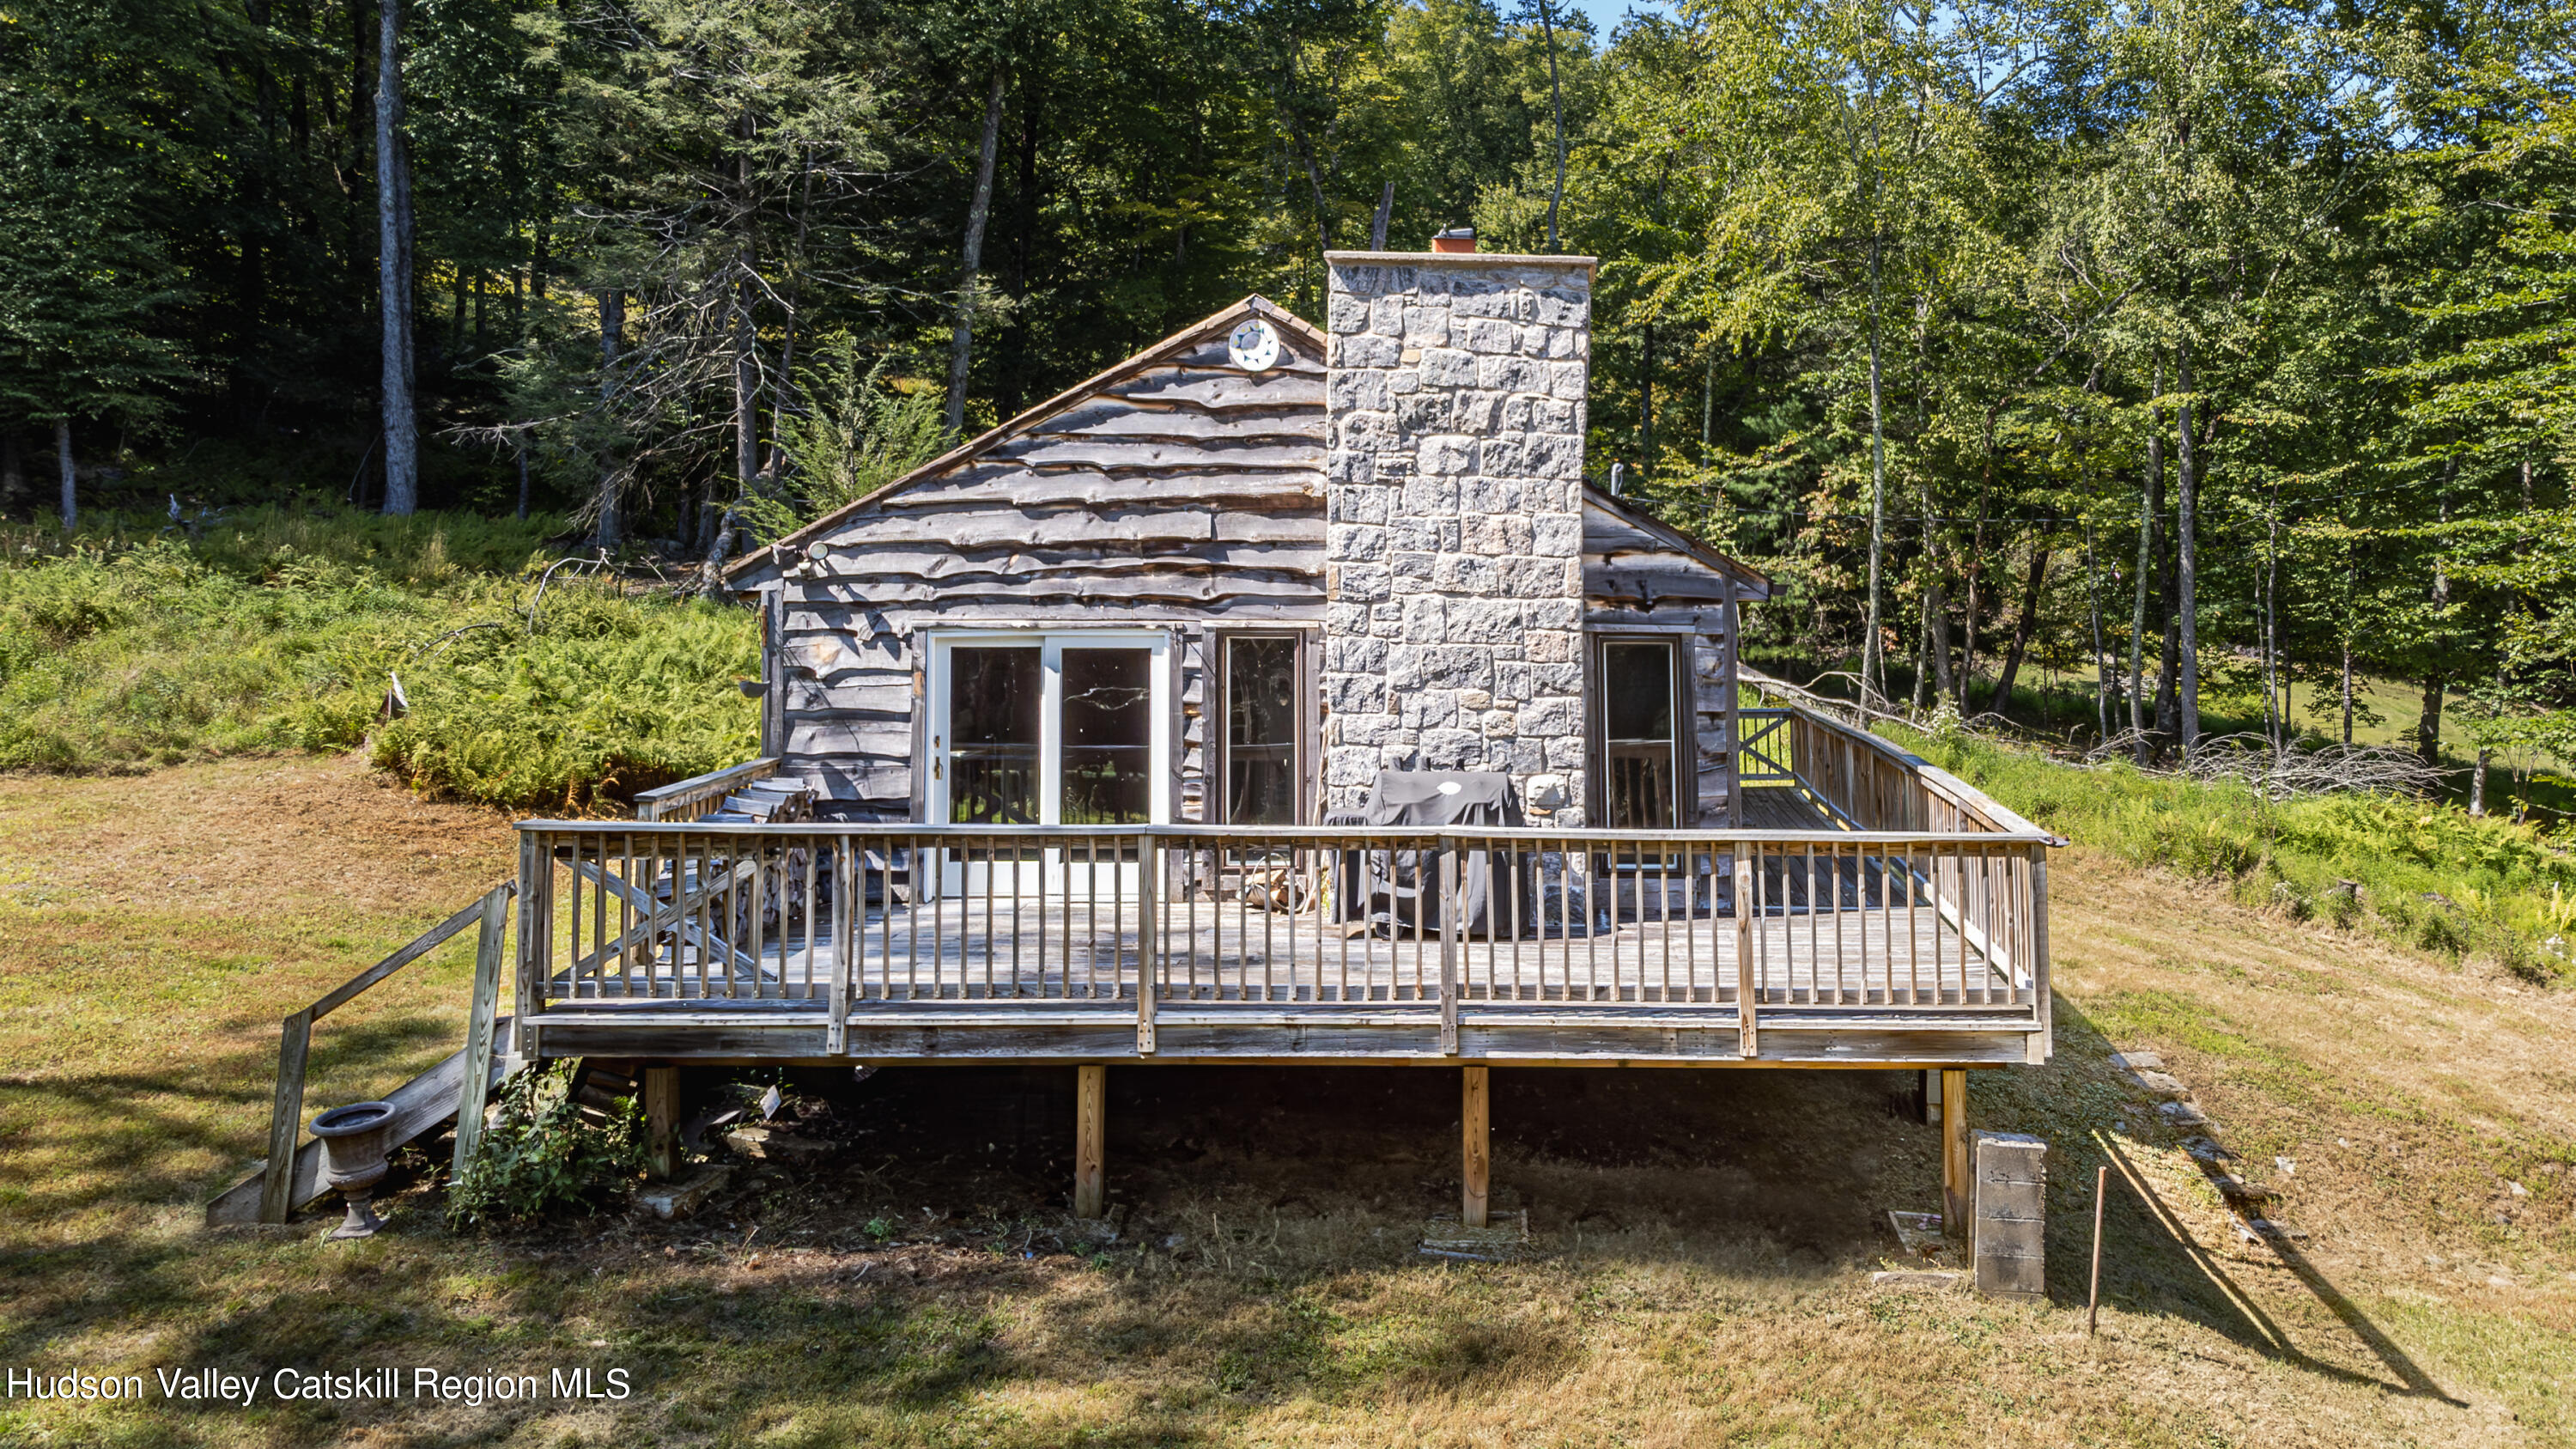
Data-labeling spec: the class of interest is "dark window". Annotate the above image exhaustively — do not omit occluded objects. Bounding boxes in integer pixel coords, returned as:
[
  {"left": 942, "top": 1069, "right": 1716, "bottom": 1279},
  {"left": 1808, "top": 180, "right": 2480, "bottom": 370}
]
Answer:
[
  {"left": 1224, "top": 636, "right": 1301, "bottom": 824},
  {"left": 1602, "top": 640, "right": 1680, "bottom": 830},
  {"left": 1060, "top": 648, "right": 1154, "bottom": 824},
  {"left": 950, "top": 647, "right": 1039, "bottom": 824}
]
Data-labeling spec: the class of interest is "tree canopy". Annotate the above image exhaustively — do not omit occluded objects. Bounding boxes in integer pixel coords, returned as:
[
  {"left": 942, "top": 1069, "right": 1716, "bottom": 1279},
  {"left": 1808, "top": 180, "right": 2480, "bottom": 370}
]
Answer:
[{"left": 1, "top": 0, "right": 2570, "bottom": 801}]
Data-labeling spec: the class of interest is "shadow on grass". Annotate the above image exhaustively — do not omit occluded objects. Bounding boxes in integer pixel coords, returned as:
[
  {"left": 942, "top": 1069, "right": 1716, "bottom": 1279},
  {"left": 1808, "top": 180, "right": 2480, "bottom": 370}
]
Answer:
[
  {"left": 0, "top": 1011, "right": 457, "bottom": 1216},
  {"left": 2040, "top": 993, "right": 2464, "bottom": 1405},
  {"left": 0, "top": 1002, "right": 2471, "bottom": 1446}
]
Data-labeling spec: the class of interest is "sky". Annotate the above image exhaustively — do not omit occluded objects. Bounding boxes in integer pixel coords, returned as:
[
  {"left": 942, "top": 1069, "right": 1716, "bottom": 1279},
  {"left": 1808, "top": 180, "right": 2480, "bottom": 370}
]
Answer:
[{"left": 1563, "top": 0, "right": 1674, "bottom": 37}]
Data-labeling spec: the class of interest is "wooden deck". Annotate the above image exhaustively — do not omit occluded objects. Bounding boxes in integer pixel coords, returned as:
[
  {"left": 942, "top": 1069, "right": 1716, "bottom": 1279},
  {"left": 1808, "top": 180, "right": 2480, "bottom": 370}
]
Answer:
[{"left": 514, "top": 773, "right": 2054, "bottom": 1068}]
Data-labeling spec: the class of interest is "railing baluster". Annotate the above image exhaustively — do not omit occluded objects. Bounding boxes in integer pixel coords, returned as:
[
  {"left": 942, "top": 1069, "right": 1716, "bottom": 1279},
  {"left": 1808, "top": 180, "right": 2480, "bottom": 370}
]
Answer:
[{"left": 1138, "top": 831, "right": 1158, "bottom": 1051}]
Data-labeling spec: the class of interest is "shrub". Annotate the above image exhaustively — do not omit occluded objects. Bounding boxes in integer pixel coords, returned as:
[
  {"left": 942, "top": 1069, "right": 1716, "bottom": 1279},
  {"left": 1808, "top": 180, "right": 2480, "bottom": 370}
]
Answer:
[
  {"left": 0, "top": 514, "right": 757, "bottom": 807},
  {"left": 1888, "top": 723, "right": 2576, "bottom": 979},
  {"left": 447, "top": 1061, "right": 646, "bottom": 1227}
]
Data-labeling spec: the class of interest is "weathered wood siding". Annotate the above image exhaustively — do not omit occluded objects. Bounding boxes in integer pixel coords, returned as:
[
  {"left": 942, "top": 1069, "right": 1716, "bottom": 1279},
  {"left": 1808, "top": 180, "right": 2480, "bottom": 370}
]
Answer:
[
  {"left": 1583, "top": 498, "right": 1745, "bottom": 823},
  {"left": 753, "top": 318, "right": 1329, "bottom": 820},
  {"left": 738, "top": 300, "right": 1765, "bottom": 826}
]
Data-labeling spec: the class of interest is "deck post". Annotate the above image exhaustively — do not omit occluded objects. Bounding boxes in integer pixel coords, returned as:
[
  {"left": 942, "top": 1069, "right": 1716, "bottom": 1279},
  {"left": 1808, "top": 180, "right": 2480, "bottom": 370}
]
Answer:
[
  {"left": 258, "top": 1010, "right": 314, "bottom": 1224},
  {"left": 1073, "top": 1063, "right": 1107, "bottom": 1219},
  {"left": 2026, "top": 848, "right": 2051, "bottom": 1065},
  {"left": 1941, "top": 1067, "right": 1971, "bottom": 1236},
  {"left": 829, "top": 843, "right": 855, "bottom": 1054},
  {"left": 1461, "top": 1064, "right": 1490, "bottom": 1228},
  {"left": 1136, "top": 831, "right": 1158, "bottom": 1056},
  {"left": 452, "top": 882, "right": 513, "bottom": 1182},
  {"left": 1732, "top": 849, "right": 1758, "bottom": 1057},
  {"left": 643, "top": 1067, "right": 678, "bottom": 1179},
  {"left": 1438, "top": 838, "right": 1461, "bottom": 1056}
]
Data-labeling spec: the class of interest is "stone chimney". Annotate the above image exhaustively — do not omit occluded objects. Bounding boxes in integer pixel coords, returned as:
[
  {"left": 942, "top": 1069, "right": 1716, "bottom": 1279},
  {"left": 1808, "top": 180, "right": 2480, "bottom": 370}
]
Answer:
[{"left": 1318, "top": 242, "right": 1597, "bottom": 821}]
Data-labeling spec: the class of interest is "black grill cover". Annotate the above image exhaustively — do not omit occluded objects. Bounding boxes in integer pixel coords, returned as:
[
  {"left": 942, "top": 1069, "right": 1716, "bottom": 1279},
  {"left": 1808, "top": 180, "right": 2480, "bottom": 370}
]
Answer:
[{"left": 1335, "top": 770, "right": 1528, "bottom": 937}]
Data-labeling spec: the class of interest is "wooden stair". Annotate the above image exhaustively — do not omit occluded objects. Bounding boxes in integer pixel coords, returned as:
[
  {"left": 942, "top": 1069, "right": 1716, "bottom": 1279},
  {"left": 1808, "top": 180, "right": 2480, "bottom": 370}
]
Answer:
[{"left": 205, "top": 1023, "right": 511, "bottom": 1226}]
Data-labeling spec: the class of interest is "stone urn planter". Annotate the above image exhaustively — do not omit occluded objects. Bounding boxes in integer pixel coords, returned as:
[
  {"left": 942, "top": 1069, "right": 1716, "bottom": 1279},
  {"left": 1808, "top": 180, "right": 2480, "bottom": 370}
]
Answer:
[{"left": 310, "top": 1101, "right": 397, "bottom": 1239}]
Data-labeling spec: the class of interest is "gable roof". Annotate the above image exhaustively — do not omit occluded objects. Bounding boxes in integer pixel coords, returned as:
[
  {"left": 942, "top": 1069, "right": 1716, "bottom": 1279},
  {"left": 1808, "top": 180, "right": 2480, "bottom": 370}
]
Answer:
[
  {"left": 1582, "top": 485, "right": 1777, "bottom": 602},
  {"left": 725, "top": 295, "right": 1322, "bottom": 588}
]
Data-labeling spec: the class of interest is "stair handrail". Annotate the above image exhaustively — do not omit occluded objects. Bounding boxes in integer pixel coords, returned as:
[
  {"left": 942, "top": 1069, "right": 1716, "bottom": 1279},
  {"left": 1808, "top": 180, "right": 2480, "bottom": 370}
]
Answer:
[{"left": 258, "top": 880, "right": 515, "bottom": 1224}]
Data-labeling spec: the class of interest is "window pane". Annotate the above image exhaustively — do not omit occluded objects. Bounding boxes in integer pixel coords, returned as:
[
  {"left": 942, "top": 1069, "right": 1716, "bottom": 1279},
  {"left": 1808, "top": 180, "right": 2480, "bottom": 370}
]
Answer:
[
  {"left": 1061, "top": 648, "right": 1153, "bottom": 824},
  {"left": 950, "top": 648, "right": 1039, "bottom": 824},
  {"left": 1604, "top": 642, "right": 1675, "bottom": 742},
  {"left": 1603, "top": 642, "right": 1677, "bottom": 830},
  {"left": 1226, "top": 636, "right": 1299, "bottom": 824}
]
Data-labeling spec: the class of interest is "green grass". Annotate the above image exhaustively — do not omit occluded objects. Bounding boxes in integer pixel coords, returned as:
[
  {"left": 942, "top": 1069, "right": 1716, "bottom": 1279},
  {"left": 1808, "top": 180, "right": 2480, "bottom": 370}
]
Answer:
[
  {"left": 1893, "top": 719, "right": 2576, "bottom": 981},
  {"left": 0, "top": 508, "right": 757, "bottom": 807}
]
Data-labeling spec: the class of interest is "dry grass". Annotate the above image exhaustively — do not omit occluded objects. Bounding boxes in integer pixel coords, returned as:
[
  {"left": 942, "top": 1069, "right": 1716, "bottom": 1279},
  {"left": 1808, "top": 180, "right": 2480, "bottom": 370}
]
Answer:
[{"left": 1, "top": 755, "right": 2572, "bottom": 1447}]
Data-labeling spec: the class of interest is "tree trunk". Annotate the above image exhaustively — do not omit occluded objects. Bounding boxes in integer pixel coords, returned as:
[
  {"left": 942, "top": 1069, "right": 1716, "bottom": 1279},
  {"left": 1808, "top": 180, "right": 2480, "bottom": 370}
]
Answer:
[
  {"left": 515, "top": 440, "right": 530, "bottom": 521},
  {"left": 376, "top": 0, "right": 418, "bottom": 516},
  {"left": 2263, "top": 492, "right": 2281, "bottom": 748},
  {"left": 1859, "top": 206, "right": 1888, "bottom": 709},
  {"left": 1, "top": 427, "right": 21, "bottom": 514},
  {"left": 2341, "top": 543, "right": 2356, "bottom": 746},
  {"left": 1925, "top": 580, "right": 1954, "bottom": 707},
  {"left": 734, "top": 287, "right": 760, "bottom": 496},
  {"left": 1537, "top": 0, "right": 1566, "bottom": 252},
  {"left": 1640, "top": 321, "right": 1655, "bottom": 484},
  {"left": 2470, "top": 747, "right": 2489, "bottom": 816},
  {"left": 2173, "top": 333, "right": 2200, "bottom": 752},
  {"left": 1368, "top": 180, "right": 1394, "bottom": 251},
  {"left": 1913, "top": 588, "right": 1935, "bottom": 714},
  {"left": 2129, "top": 358, "right": 2160, "bottom": 759},
  {"left": 1984, "top": 543, "right": 2051, "bottom": 716},
  {"left": 56, "top": 418, "right": 76, "bottom": 530},
  {"left": 594, "top": 288, "right": 623, "bottom": 549},
  {"left": 2417, "top": 673, "right": 2446, "bottom": 771},
  {"left": 2420, "top": 462, "right": 2454, "bottom": 770},
  {"left": 2087, "top": 521, "right": 2109, "bottom": 741},
  {"left": 349, "top": 0, "right": 375, "bottom": 310},
  {"left": 999, "top": 76, "right": 1043, "bottom": 420},
  {"left": 2341, "top": 640, "right": 2354, "bottom": 746},
  {"left": 945, "top": 70, "right": 1007, "bottom": 438}
]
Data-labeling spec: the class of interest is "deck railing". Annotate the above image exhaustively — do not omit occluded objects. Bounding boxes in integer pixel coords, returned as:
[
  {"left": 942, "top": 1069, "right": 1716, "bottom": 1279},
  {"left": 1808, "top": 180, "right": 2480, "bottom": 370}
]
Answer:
[
  {"left": 634, "top": 757, "right": 781, "bottom": 823},
  {"left": 514, "top": 819, "right": 2050, "bottom": 1056},
  {"left": 516, "top": 697, "right": 2055, "bottom": 1057}
]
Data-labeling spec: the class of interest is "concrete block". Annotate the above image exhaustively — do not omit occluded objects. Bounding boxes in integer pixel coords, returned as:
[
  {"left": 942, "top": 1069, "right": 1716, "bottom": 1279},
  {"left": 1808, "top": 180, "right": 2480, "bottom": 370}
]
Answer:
[{"left": 1972, "top": 1131, "right": 2047, "bottom": 1302}]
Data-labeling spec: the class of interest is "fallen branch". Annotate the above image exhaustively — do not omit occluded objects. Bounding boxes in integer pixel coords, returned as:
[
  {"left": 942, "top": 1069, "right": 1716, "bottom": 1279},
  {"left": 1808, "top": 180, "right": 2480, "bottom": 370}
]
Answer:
[{"left": 2085, "top": 730, "right": 2444, "bottom": 799}]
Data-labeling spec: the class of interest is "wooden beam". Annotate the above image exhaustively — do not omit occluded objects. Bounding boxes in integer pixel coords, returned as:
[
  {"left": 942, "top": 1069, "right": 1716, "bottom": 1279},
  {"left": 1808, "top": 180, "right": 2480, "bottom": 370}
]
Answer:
[
  {"left": 1073, "top": 1064, "right": 1107, "bottom": 1219},
  {"left": 258, "top": 1010, "right": 313, "bottom": 1225},
  {"left": 452, "top": 884, "right": 513, "bottom": 1180},
  {"left": 308, "top": 895, "right": 495, "bottom": 1021},
  {"left": 1461, "top": 1064, "right": 1491, "bottom": 1228},
  {"left": 1941, "top": 1067, "right": 1970, "bottom": 1236},
  {"left": 643, "top": 1067, "right": 678, "bottom": 1180}
]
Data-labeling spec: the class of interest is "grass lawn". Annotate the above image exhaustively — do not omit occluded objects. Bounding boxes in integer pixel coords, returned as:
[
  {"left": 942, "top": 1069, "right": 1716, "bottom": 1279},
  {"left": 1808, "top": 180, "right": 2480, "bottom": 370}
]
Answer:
[{"left": 3, "top": 754, "right": 2573, "bottom": 1446}]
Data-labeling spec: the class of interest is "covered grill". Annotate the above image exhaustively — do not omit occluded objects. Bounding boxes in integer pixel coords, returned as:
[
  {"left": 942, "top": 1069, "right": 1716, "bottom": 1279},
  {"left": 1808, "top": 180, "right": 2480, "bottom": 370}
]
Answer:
[{"left": 1332, "top": 770, "right": 1529, "bottom": 938}]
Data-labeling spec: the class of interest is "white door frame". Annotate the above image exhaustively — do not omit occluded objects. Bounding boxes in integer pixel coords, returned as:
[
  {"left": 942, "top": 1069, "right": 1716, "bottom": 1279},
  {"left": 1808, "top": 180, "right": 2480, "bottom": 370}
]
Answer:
[{"left": 925, "top": 630, "right": 1171, "bottom": 896}]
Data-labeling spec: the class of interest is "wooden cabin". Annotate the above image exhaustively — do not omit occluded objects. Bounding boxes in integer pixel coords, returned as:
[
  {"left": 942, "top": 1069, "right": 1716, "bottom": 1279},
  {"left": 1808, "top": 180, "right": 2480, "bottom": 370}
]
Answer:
[{"left": 496, "top": 243, "right": 2059, "bottom": 1226}]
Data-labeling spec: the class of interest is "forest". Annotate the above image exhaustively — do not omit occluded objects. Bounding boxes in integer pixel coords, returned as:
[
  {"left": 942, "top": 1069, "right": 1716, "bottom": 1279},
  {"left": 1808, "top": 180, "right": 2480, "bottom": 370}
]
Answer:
[{"left": 1, "top": 0, "right": 2572, "bottom": 807}]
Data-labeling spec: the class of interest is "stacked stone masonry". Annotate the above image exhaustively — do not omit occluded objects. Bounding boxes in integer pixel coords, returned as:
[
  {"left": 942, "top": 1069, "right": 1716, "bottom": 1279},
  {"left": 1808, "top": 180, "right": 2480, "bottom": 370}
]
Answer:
[{"left": 1319, "top": 253, "right": 1597, "bottom": 820}]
